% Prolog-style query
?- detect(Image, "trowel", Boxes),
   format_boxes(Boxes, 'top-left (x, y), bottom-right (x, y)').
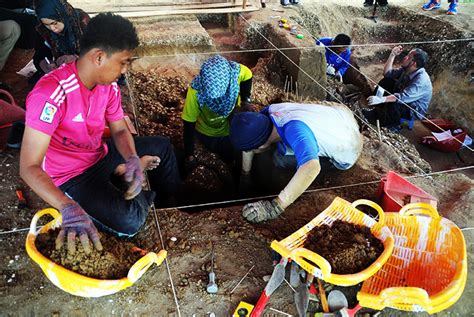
top-left (250, 257), bottom-right (288, 317)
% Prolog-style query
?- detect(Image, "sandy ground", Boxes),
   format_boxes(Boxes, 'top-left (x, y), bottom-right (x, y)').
top-left (0, 1), bottom-right (473, 316)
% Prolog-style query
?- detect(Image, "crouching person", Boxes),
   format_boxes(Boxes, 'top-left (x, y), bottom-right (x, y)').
top-left (229, 103), bottom-right (363, 223)
top-left (20, 13), bottom-right (180, 253)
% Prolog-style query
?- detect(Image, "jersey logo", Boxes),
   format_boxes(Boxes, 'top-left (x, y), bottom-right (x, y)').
top-left (40, 102), bottom-right (57, 124)
top-left (72, 113), bottom-right (84, 122)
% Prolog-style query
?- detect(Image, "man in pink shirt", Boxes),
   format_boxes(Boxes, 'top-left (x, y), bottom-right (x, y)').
top-left (20, 13), bottom-right (180, 254)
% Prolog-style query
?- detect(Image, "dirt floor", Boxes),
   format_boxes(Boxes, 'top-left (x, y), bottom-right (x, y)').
top-left (0, 1), bottom-right (473, 316)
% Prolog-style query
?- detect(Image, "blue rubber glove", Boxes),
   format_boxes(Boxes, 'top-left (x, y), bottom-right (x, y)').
top-left (56, 202), bottom-right (102, 254)
top-left (124, 155), bottom-right (144, 200)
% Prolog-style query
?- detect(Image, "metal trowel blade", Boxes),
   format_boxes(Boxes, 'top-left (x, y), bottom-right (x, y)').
top-left (294, 283), bottom-right (309, 317)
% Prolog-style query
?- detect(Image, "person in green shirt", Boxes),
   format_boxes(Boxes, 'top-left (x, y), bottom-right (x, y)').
top-left (182, 55), bottom-right (253, 167)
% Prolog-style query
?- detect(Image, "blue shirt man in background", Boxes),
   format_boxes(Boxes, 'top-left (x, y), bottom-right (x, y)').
top-left (363, 46), bottom-right (432, 128)
top-left (316, 34), bottom-right (352, 81)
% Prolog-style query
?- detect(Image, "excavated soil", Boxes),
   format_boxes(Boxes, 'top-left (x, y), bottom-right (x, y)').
top-left (305, 220), bottom-right (384, 274)
top-left (35, 229), bottom-right (143, 280)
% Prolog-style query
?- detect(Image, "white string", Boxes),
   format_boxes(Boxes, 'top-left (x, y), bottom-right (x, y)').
top-left (1, 166), bottom-right (472, 236)
top-left (294, 17), bottom-right (473, 152)
top-left (237, 13), bottom-right (432, 177)
top-left (130, 37), bottom-right (474, 59)
top-left (125, 74), bottom-right (182, 317)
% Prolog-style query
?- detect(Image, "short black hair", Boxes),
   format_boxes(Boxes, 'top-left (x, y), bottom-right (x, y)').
top-left (412, 48), bottom-right (428, 68)
top-left (333, 34), bottom-right (351, 46)
top-left (80, 13), bottom-right (139, 56)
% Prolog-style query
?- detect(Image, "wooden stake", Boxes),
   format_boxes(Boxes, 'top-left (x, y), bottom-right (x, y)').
top-left (290, 76), bottom-right (293, 96)
top-left (295, 81), bottom-right (299, 102)
top-left (376, 119), bottom-right (382, 142)
top-left (284, 75), bottom-right (288, 94)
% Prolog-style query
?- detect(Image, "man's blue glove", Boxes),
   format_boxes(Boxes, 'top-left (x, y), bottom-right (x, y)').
top-left (242, 199), bottom-right (284, 223)
top-left (56, 202), bottom-right (103, 254)
top-left (124, 155), bottom-right (144, 200)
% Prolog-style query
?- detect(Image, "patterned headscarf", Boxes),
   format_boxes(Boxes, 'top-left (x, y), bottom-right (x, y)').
top-left (35, 0), bottom-right (84, 56)
top-left (191, 55), bottom-right (240, 117)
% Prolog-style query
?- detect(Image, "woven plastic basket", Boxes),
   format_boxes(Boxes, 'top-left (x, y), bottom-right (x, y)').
top-left (26, 208), bottom-right (167, 297)
top-left (357, 203), bottom-right (467, 313)
top-left (270, 197), bottom-right (395, 286)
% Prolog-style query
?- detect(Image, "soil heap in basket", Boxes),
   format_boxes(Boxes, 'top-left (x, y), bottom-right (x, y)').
top-left (35, 229), bottom-right (143, 279)
top-left (304, 220), bottom-right (384, 275)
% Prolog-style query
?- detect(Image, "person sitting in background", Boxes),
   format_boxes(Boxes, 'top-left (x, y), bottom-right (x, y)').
top-left (32, 0), bottom-right (89, 82)
top-left (316, 34), bottom-right (352, 82)
top-left (422, 0), bottom-right (459, 15)
top-left (182, 55), bottom-right (254, 166)
top-left (229, 102), bottom-right (363, 223)
top-left (363, 46), bottom-right (432, 128)
top-left (0, 20), bottom-right (21, 72)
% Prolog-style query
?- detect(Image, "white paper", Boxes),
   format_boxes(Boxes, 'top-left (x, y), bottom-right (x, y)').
top-left (432, 130), bottom-right (453, 142)
top-left (16, 59), bottom-right (37, 78)
top-left (376, 86), bottom-right (385, 98)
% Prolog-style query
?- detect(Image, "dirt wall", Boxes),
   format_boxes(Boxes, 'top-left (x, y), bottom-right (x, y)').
top-left (233, 11), bottom-right (327, 100)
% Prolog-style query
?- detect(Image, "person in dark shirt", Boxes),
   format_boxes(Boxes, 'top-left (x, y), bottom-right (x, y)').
top-left (32, 0), bottom-right (89, 81)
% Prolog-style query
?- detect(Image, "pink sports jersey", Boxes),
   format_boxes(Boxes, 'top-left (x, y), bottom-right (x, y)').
top-left (25, 62), bottom-right (124, 186)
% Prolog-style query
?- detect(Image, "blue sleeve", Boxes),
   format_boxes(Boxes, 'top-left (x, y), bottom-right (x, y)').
top-left (336, 49), bottom-right (351, 76)
top-left (260, 106), bottom-right (270, 116)
top-left (281, 121), bottom-right (319, 167)
top-left (316, 37), bottom-right (332, 46)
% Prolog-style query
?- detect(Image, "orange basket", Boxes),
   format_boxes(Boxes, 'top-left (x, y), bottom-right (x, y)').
top-left (357, 203), bottom-right (467, 313)
top-left (26, 208), bottom-right (167, 297)
top-left (270, 197), bottom-right (395, 286)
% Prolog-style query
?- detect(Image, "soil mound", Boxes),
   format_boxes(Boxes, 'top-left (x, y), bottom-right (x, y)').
top-left (305, 220), bottom-right (384, 274)
top-left (35, 230), bottom-right (143, 280)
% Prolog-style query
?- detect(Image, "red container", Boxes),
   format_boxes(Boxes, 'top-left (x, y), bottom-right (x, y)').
top-left (377, 171), bottom-right (437, 212)
top-left (0, 89), bottom-right (25, 149)
top-left (422, 118), bottom-right (455, 133)
top-left (420, 129), bottom-right (467, 153)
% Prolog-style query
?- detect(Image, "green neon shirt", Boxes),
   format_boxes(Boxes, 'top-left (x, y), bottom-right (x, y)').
top-left (182, 64), bottom-right (252, 137)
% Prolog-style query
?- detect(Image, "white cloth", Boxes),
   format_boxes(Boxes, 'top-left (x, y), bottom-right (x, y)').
top-left (268, 103), bottom-right (363, 170)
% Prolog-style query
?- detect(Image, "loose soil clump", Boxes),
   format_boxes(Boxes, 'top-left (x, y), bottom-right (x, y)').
top-left (35, 229), bottom-right (143, 280)
top-left (305, 220), bottom-right (384, 274)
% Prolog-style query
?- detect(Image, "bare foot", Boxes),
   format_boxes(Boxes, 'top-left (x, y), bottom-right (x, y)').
top-left (114, 155), bottom-right (161, 175)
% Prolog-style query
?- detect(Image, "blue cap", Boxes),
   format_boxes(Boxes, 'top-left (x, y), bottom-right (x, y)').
top-left (230, 112), bottom-right (272, 151)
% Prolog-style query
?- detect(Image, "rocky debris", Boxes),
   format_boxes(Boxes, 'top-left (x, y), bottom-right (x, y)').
top-left (129, 71), bottom-right (187, 145)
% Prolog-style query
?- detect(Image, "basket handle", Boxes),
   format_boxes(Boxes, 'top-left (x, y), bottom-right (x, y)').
top-left (399, 203), bottom-right (440, 219)
top-left (351, 199), bottom-right (386, 228)
top-left (290, 247), bottom-right (332, 277)
top-left (0, 89), bottom-right (16, 106)
top-left (127, 249), bottom-right (167, 283)
top-left (379, 287), bottom-right (430, 308)
top-left (29, 208), bottom-right (61, 234)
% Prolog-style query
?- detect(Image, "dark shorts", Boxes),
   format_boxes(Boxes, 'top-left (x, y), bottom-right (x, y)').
top-left (365, 77), bottom-right (412, 128)
top-left (195, 131), bottom-right (235, 163)
top-left (59, 136), bottom-right (180, 237)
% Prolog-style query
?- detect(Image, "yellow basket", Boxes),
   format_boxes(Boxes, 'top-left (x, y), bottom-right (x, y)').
top-left (357, 203), bottom-right (467, 313)
top-left (25, 208), bottom-right (167, 297)
top-left (270, 197), bottom-right (395, 286)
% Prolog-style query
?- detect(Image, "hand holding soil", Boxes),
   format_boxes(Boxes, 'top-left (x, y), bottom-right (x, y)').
top-left (37, 229), bottom-right (143, 280)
